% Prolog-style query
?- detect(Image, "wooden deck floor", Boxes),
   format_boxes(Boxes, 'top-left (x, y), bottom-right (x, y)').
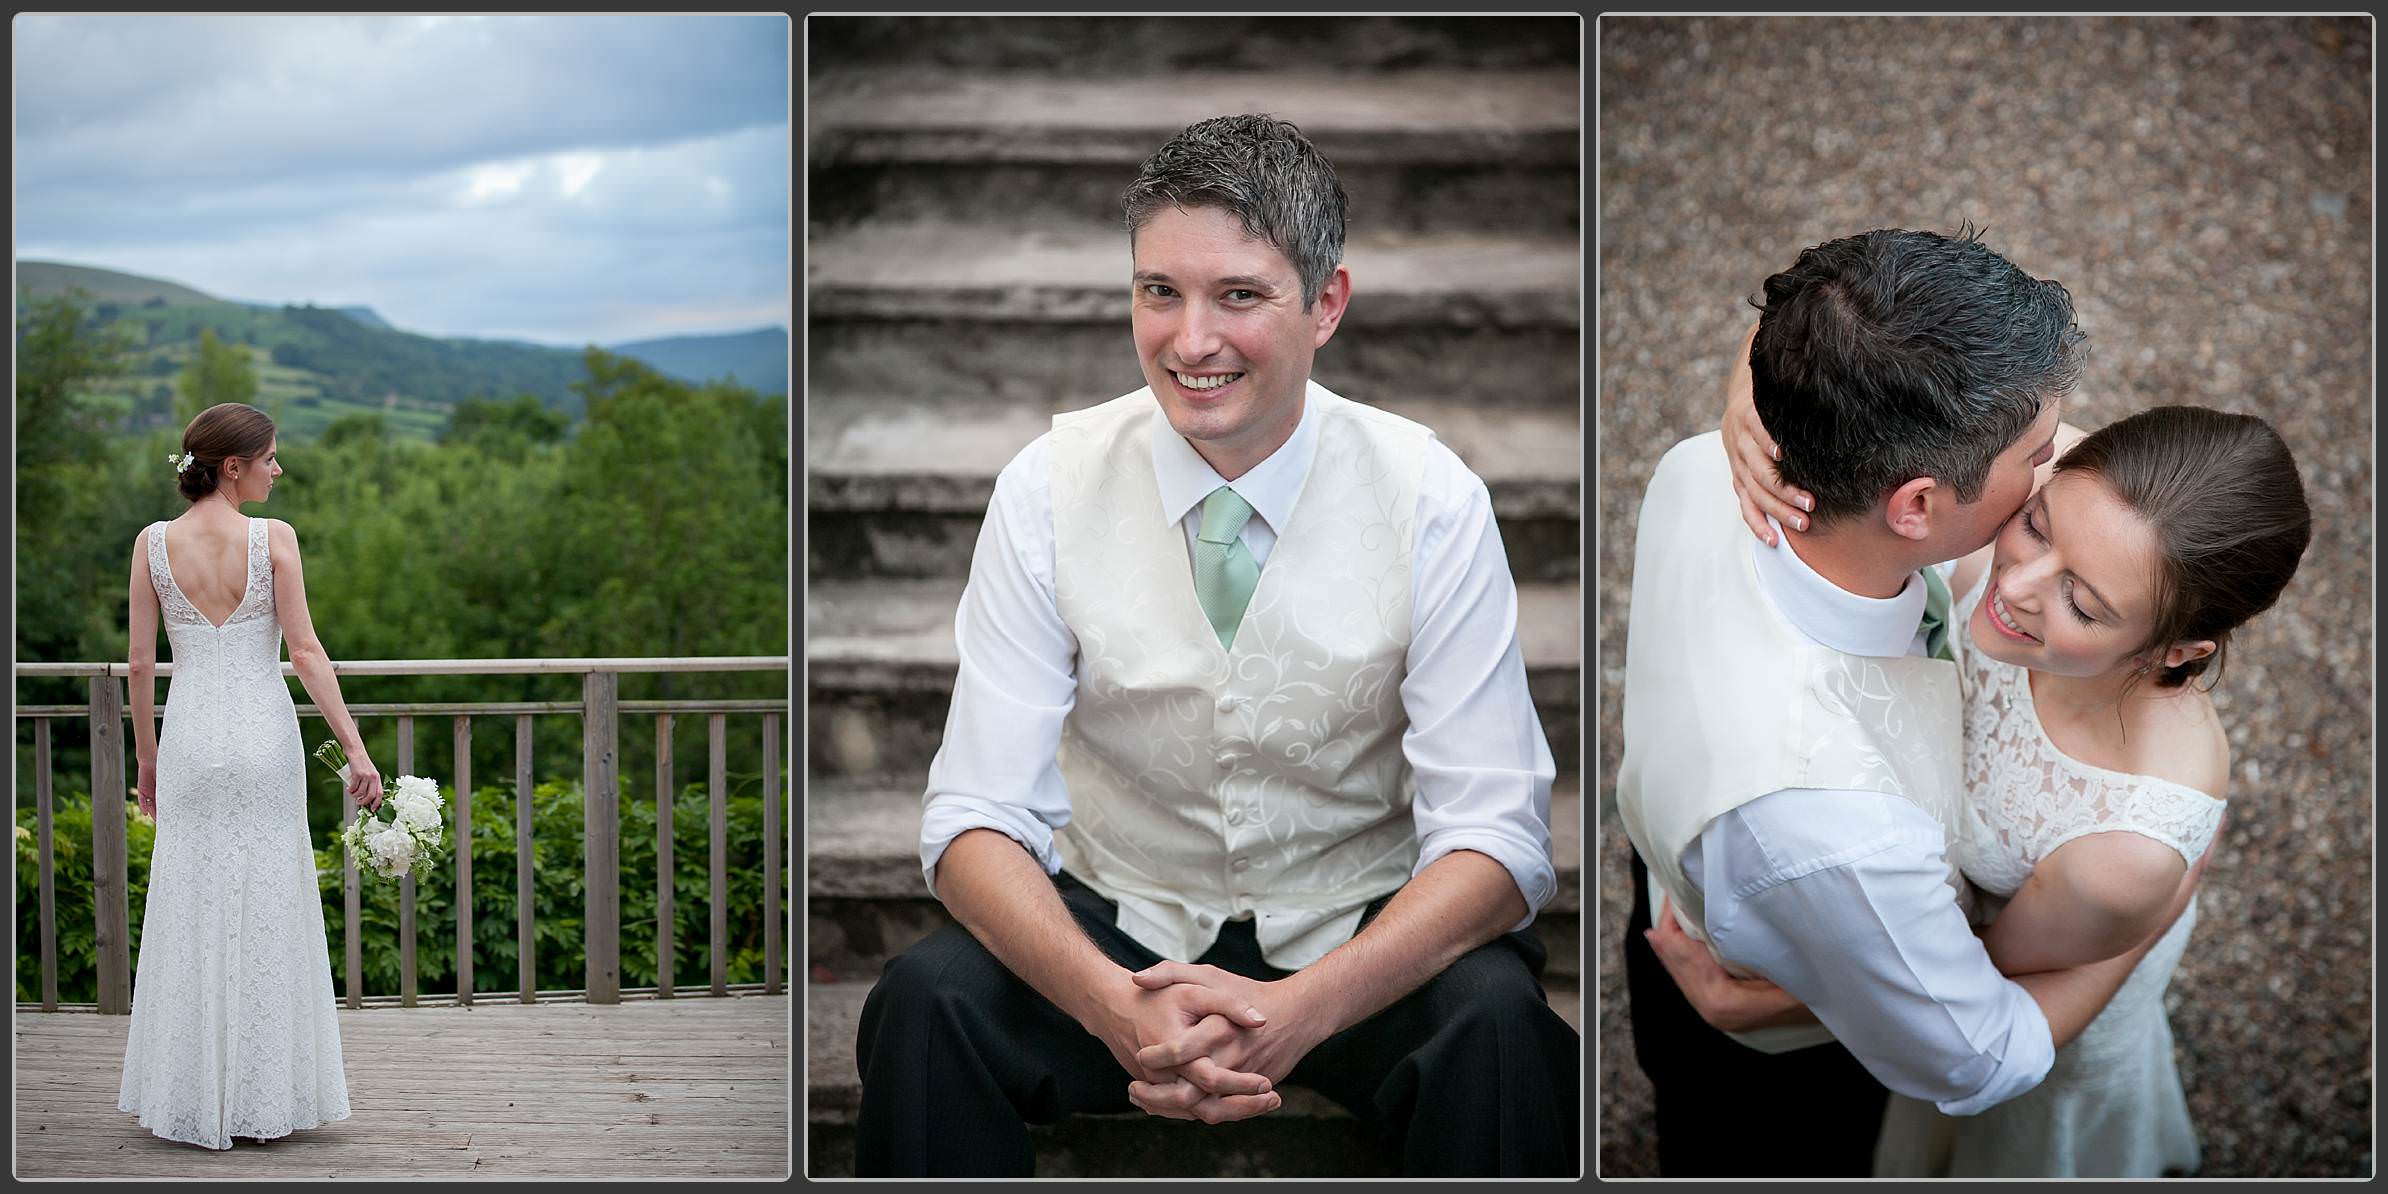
top-left (13, 992), bottom-right (790, 1179)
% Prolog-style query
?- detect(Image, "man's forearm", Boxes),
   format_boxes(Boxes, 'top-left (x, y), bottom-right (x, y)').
top-left (1287, 848), bottom-right (1530, 1034)
top-left (934, 828), bottom-right (1128, 1027)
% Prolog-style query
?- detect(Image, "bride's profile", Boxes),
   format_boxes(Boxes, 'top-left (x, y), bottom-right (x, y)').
top-left (118, 401), bottom-right (384, 1149)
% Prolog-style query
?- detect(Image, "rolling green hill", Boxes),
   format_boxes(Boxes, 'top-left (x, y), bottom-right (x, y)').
top-left (16, 261), bottom-right (232, 309)
top-left (16, 260), bottom-right (787, 442)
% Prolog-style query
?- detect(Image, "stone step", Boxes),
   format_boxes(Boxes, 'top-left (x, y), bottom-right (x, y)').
top-left (804, 974), bottom-right (1582, 1177)
top-left (806, 395), bottom-right (1580, 580)
top-left (803, 778), bottom-right (1582, 984)
top-left (807, 225), bottom-right (1580, 409)
top-left (806, 16), bottom-right (1583, 75)
top-left (804, 576), bottom-right (1581, 779)
top-left (809, 68), bottom-right (1579, 234)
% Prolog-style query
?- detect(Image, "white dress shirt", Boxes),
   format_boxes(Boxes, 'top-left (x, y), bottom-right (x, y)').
top-left (1679, 522), bottom-right (2056, 1116)
top-left (918, 390), bottom-right (1559, 935)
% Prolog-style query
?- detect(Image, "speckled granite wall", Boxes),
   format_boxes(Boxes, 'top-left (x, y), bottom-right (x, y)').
top-left (1595, 15), bottom-right (2372, 1177)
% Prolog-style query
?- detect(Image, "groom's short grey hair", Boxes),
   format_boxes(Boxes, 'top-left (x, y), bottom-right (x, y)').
top-left (1122, 114), bottom-right (1348, 311)
top-left (1748, 225), bottom-right (2087, 526)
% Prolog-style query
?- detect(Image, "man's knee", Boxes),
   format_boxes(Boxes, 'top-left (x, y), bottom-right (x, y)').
top-left (858, 924), bottom-right (1004, 1072)
top-left (1428, 942), bottom-right (1564, 1036)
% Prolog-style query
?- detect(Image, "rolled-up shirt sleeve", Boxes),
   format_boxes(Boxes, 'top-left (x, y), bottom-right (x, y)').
top-left (1691, 789), bottom-right (2056, 1116)
top-left (917, 435), bottom-right (1081, 900)
top-left (1401, 442), bottom-right (1559, 929)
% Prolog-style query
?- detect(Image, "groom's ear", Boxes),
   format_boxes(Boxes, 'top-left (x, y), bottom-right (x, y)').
top-left (1883, 476), bottom-right (1938, 542)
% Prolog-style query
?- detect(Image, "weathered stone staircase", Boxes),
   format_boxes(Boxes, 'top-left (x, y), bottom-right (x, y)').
top-left (804, 16), bottom-right (1581, 1176)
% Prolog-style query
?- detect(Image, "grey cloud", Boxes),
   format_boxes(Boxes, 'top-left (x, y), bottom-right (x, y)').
top-left (14, 15), bottom-right (789, 347)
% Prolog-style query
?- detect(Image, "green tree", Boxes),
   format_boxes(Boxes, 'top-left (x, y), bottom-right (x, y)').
top-left (175, 327), bottom-right (257, 424)
top-left (441, 392), bottom-right (571, 458)
top-left (537, 350), bottom-right (787, 687)
top-left (15, 291), bottom-right (135, 684)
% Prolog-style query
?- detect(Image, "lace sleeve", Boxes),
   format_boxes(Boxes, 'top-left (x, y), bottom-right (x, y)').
top-left (148, 522), bottom-right (198, 625)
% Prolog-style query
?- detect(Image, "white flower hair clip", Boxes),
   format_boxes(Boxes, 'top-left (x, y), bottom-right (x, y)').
top-left (168, 452), bottom-right (195, 474)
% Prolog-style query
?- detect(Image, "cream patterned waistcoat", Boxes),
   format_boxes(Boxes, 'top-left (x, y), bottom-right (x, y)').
top-left (1048, 383), bottom-right (1429, 971)
top-left (1616, 432), bottom-right (1967, 1053)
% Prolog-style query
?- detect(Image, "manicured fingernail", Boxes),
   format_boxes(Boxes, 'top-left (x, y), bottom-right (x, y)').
top-left (1799, 495), bottom-right (1812, 511)
top-left (1793, 516), bottom-right (1805, 531)
top-left (1247, 1008), bottom-right (1266, 1022)
top-left (1771, 446), bottom-right (1781, 461)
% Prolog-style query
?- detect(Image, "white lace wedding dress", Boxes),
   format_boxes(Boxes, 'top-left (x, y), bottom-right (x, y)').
top-left (119, 517), bottom-right (352, 1149)
top-left (1873, 569), bottom-right (2226, 1177)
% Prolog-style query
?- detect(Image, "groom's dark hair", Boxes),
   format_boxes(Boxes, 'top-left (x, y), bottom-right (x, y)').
top-left (1748, 225), bottom-right (2086, 526)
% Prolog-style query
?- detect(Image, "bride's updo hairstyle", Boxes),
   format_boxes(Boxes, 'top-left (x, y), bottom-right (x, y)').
top-left (176, 403), bottom-right (276, 503)
top-left (2052, 405), bottom-right (2311, 694)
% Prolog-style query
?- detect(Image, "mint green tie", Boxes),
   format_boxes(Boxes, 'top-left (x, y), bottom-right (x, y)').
top-left (1193, 486), bottom-right (1261, 650)
top-left (1920, 566), bottom-right (1955, 662)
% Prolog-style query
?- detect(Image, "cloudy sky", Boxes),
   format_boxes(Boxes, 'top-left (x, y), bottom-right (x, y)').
top-left (14, 14), bottom-right (788, 347)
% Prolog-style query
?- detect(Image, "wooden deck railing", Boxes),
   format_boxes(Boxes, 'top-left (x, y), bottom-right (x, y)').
top-left (15, 657), bottom-right (788, 1014)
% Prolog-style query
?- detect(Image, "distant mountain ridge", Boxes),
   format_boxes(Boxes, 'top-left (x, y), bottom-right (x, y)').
top-left (16, 260), bottom-right (788, 420)
top-left (605, 327), bottom-right (788, 397)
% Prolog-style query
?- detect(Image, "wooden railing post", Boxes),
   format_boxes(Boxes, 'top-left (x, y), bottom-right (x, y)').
top-left (709, 712), bottom-right (728, 998)
top-left (656, 713), bottom-right (675, 999)
top-left (344, 736), bottom-right (361, 1009)
top-left (516, 714), bottom-right (535, 1004)
top-left (399, 716), bottom-right (416, 1008)
top-left (14, 656), bottom-right (790, 1013)
top-left (583, 671), bottom-right (620, 1005)
top-left (37, 719), bottom-right (59, 1011)
top-left (454, 715), bottom-right (473, 1007)
top-left (763, 712), bottom-right (781, 996)
top-left (89, 677), bottom-right (130, 1016)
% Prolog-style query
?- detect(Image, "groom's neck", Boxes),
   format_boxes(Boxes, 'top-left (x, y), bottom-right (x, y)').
top-left (1782, 524), bottom-right (1924, 601)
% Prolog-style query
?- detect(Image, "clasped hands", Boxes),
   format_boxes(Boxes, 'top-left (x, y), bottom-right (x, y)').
top-left (1091, 961), bottom-right (1333, 1125)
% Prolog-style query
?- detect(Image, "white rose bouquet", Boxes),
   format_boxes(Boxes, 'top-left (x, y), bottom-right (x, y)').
top-left (315, 741), bottom-right (447, 881)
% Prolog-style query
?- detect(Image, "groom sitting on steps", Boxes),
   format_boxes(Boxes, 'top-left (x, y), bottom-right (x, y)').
top-left (1616, 226), bottom-right (2208, 1176)
top-left (850, 114), bottom-right (1578, 1177)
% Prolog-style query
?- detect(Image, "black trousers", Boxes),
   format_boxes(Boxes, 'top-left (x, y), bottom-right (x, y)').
top-left (855, 870), bottom-right (1581, 1176)
top-left (1623, 848), bottom-right (1888, 1176)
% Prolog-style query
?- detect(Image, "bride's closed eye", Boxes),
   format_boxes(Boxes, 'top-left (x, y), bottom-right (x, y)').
top-left (2018, 507), bottom-right (2097, 625)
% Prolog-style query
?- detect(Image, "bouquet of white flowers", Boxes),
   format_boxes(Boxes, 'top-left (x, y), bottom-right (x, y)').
top-left (315, 741), bottom-right (447, 881)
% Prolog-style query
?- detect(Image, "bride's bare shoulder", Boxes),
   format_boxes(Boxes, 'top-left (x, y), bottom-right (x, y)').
top-left (264, 518), bottom-right (304, 557)
top-left (2124, 684), bottom-right (2230, 800)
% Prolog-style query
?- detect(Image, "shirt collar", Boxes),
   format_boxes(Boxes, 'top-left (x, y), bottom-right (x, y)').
top-left (1749, 517), bottom-right (1931, 657)
top-left (1149, 381), bottom-right (1319, 534)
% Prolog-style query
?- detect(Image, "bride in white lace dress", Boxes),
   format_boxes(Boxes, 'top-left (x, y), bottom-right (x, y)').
top-left (120, 402), bottom-right (386, 1150)
top-left (1700, 392), bottom-right (2312, 1176)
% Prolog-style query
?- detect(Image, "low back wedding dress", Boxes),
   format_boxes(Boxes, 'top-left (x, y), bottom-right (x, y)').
top-left (1872, 568), bottom-right (2227, 1177)
top-left (118, 516), bottom-right (352, 1149)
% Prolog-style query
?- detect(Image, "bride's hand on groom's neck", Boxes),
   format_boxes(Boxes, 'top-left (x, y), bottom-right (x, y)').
top-left (1720, 321), bottom-right (1815, 546)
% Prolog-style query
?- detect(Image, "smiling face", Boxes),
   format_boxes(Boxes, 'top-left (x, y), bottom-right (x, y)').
top-left (1130, 203), bottom-right (1349, 479)
top-left (1968, 469), bottom-right (2167, 676)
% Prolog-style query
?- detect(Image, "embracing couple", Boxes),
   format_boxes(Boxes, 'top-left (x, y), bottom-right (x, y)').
top-left (1616, 226), bottom-right (2312, 1178)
